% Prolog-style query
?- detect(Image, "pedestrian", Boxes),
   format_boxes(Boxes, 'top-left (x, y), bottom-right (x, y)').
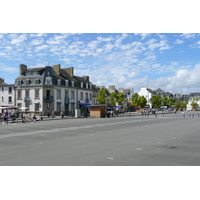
top-left (33, 115), bottom-right (36, 123)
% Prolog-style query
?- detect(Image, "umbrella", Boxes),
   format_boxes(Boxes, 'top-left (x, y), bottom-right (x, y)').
top-left (19, 107), bottom-right (28, 110)
top-left (0, 106), bottom-right (11, 109)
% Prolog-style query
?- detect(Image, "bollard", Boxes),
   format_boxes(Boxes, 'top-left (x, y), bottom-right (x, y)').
top-left (155, 114), bottom-right (157, 118)
top-left (192, 114), bottom-right (194, 118)
top-left (163, 113), bottom-right (164, 117)
top-left (189, 114), bottom-right (191, 118)
top-left (198, 114), bottom-right (199, 118)
top-left (183, 114), bottom-right (185, 118)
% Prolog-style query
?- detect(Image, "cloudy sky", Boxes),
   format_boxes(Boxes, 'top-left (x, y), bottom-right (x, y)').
top-left (1, 33), bottom-right (200, 94)
top-left (1, 1), bottom-right (200, 95)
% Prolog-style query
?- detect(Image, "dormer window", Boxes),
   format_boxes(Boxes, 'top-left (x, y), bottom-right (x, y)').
top-left (26, 79), bottom-right (30, 85)
top-left (45, 76), bottom-right (52, 85)
top-left (57, 79), bottom-right (61, 85)
top-left (35, 79), bottom-right (40, 84)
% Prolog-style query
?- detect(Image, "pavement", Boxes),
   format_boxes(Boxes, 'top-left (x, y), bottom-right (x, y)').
top-left (0, 110), bottom-right (188, 124)
top-left (1, 110), bottom-right (200, 166)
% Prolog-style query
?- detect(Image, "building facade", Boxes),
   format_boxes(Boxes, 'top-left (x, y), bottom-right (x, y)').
top-left (0, 78), bottom-right (15, 113)
top-left (14, 64), bottom-right (94, 116)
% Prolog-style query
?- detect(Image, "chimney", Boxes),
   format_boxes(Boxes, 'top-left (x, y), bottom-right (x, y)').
top-left (63, 67), bottom-right (74, 77)
top-left (20, 64), bottom-right (27, 75)
top-left (0, 78), bottom-right (4, 84)
top-left (83, 75), bottom-right (90, 81)
top-left (53, 64), bottom-right (61, 75)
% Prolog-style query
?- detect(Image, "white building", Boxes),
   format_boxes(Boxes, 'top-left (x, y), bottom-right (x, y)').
top-left (187, 97), bottom-right (200, 111)
top-left (0, 78), bottom-right (15, 113)
top-left (15, 64), bottom-right (94, 116)
top-left (138, 87), bottom-right (157, 108)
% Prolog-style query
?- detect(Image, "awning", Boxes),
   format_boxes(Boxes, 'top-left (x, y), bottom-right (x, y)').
top-left (80, 103), bottom-right (91, 108)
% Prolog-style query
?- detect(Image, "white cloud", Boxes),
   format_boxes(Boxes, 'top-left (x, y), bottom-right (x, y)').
top-left (35, 44), bottom-right (49, 52)
top-left (134, 33), bottom-right (151, 40)
top-left (180, 33), bottom-right (195, 39)
top-left (30, 39), bottom-right (43, 46)
top-left (150, 64), bottom-right (200, 93)
top-left (147, 39), bottom-right (171, 51)
top-left (114, 33), bottom-right (128, 48)
top-left (174, 39), bottom-right (184, 44)
top-left (97, 36), bottom-right (113, 42)
top-left (10, 34), bottom-right (27, 45)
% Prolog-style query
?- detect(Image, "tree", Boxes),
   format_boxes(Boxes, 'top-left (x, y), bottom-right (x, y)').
top-left (168, 97), bottom-right (175, 108)
top-left (138, 96), bottom-right (147, 109)
top-left (110, 92), bottom-right (117, 106)
top-left (191, 102), bottom-right (199, 110)
top-left (162, 97), bottom-right (168, 106)
top-left (116, 92), bottom-right (125, 106)
top-left (131, 93), bottom-right (140, 107)
top-left (96, 87), bottom-right (108, 104)
top-left (150, 95), bottom-right (162, 109)
top-left (175, 100), bottom-right (187, 110)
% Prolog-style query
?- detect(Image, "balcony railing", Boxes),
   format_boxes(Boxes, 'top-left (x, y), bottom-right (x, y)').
top-left (44, 96), bottom-right (54, 100)
top-left (24, 97), bottom-right (30, 102)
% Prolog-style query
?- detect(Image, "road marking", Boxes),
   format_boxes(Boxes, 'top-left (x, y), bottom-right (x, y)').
top-left (136, 148), bottom-right (142, 150)
top-left (107, 157), bottom-right (114, 160)
top-left (0, 118), bottom-right (157, 139)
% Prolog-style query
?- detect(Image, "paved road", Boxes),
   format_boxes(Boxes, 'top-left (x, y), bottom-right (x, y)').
top-left (0, 111), bottom-right (200, 165)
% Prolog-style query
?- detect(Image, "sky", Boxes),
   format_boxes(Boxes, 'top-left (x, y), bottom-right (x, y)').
top-left (1, 33), bottom-right (200, 94)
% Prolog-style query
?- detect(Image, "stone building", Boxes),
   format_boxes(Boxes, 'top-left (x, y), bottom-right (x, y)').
top-left (14, 64), bottom-right (94, 116)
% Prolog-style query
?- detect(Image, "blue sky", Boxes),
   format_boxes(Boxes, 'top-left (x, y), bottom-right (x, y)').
top-left (1, 33), bottom-right (200, 94)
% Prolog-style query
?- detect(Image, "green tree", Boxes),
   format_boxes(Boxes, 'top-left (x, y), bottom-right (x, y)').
top-left (175, 100), bottom-right (187, 109)
top-left (168, 97), bottom-right (175, 108)
top-left (150, 95), bottom-right (162, 109)
top-left (116, 92), bottom-right (125, 106)
top-left (190, 102), bottom-right (199, 109)
top-left (96, 87), bottom-right (108, 104)
top-left (138, 96), bottom-right (147, 109)
top-left (110, 92), bottom-right (117, 106)
top-left (131, 93), bottom-right (140, 107)
top-left (162, 97), bottom-right (168, 106)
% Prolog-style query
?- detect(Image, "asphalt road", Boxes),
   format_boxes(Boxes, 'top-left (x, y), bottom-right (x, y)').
top-left (0, 111), bottom-right (200, 166)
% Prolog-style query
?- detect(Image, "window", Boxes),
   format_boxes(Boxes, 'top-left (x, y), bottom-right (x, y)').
top-left (65, 90), bottom-right (69, 97)
top-left (26, 80), bottom-right (30, 85)
top-left (9, 87), bottom-right (12, 93)
top-left (17, 90), bottom-right (22, 100)
top-left (57, 103), bottom-right (61, 112)
top-left (2, 97), bottom-right (4, 102)
top-left (25, 90), bottom-right (29, 97)
top-left (8, 97), bottom-right (12, 103)
top-left (81, 92), bottom-right (83, 100)
top-left (18, 81), bottom-right (21, 86)
top-left (71, 91), bottom-right (75, 100)
top-left (25, 102), bottom-right (29, 110)
top-left (46, 103), bottom-right (51, 111)
top-left (57, 89), bottom-right (61, 99)
top-left (90, 93), bottom-right (92, 100)
top-left (2, 87), bottom-right (4, 92)
top-left (35, 90), bottom-right (40, 99)
top-left (35, 103), bottom-right (40, 111)
top-left (35, 79), bottom-right (40, 84)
